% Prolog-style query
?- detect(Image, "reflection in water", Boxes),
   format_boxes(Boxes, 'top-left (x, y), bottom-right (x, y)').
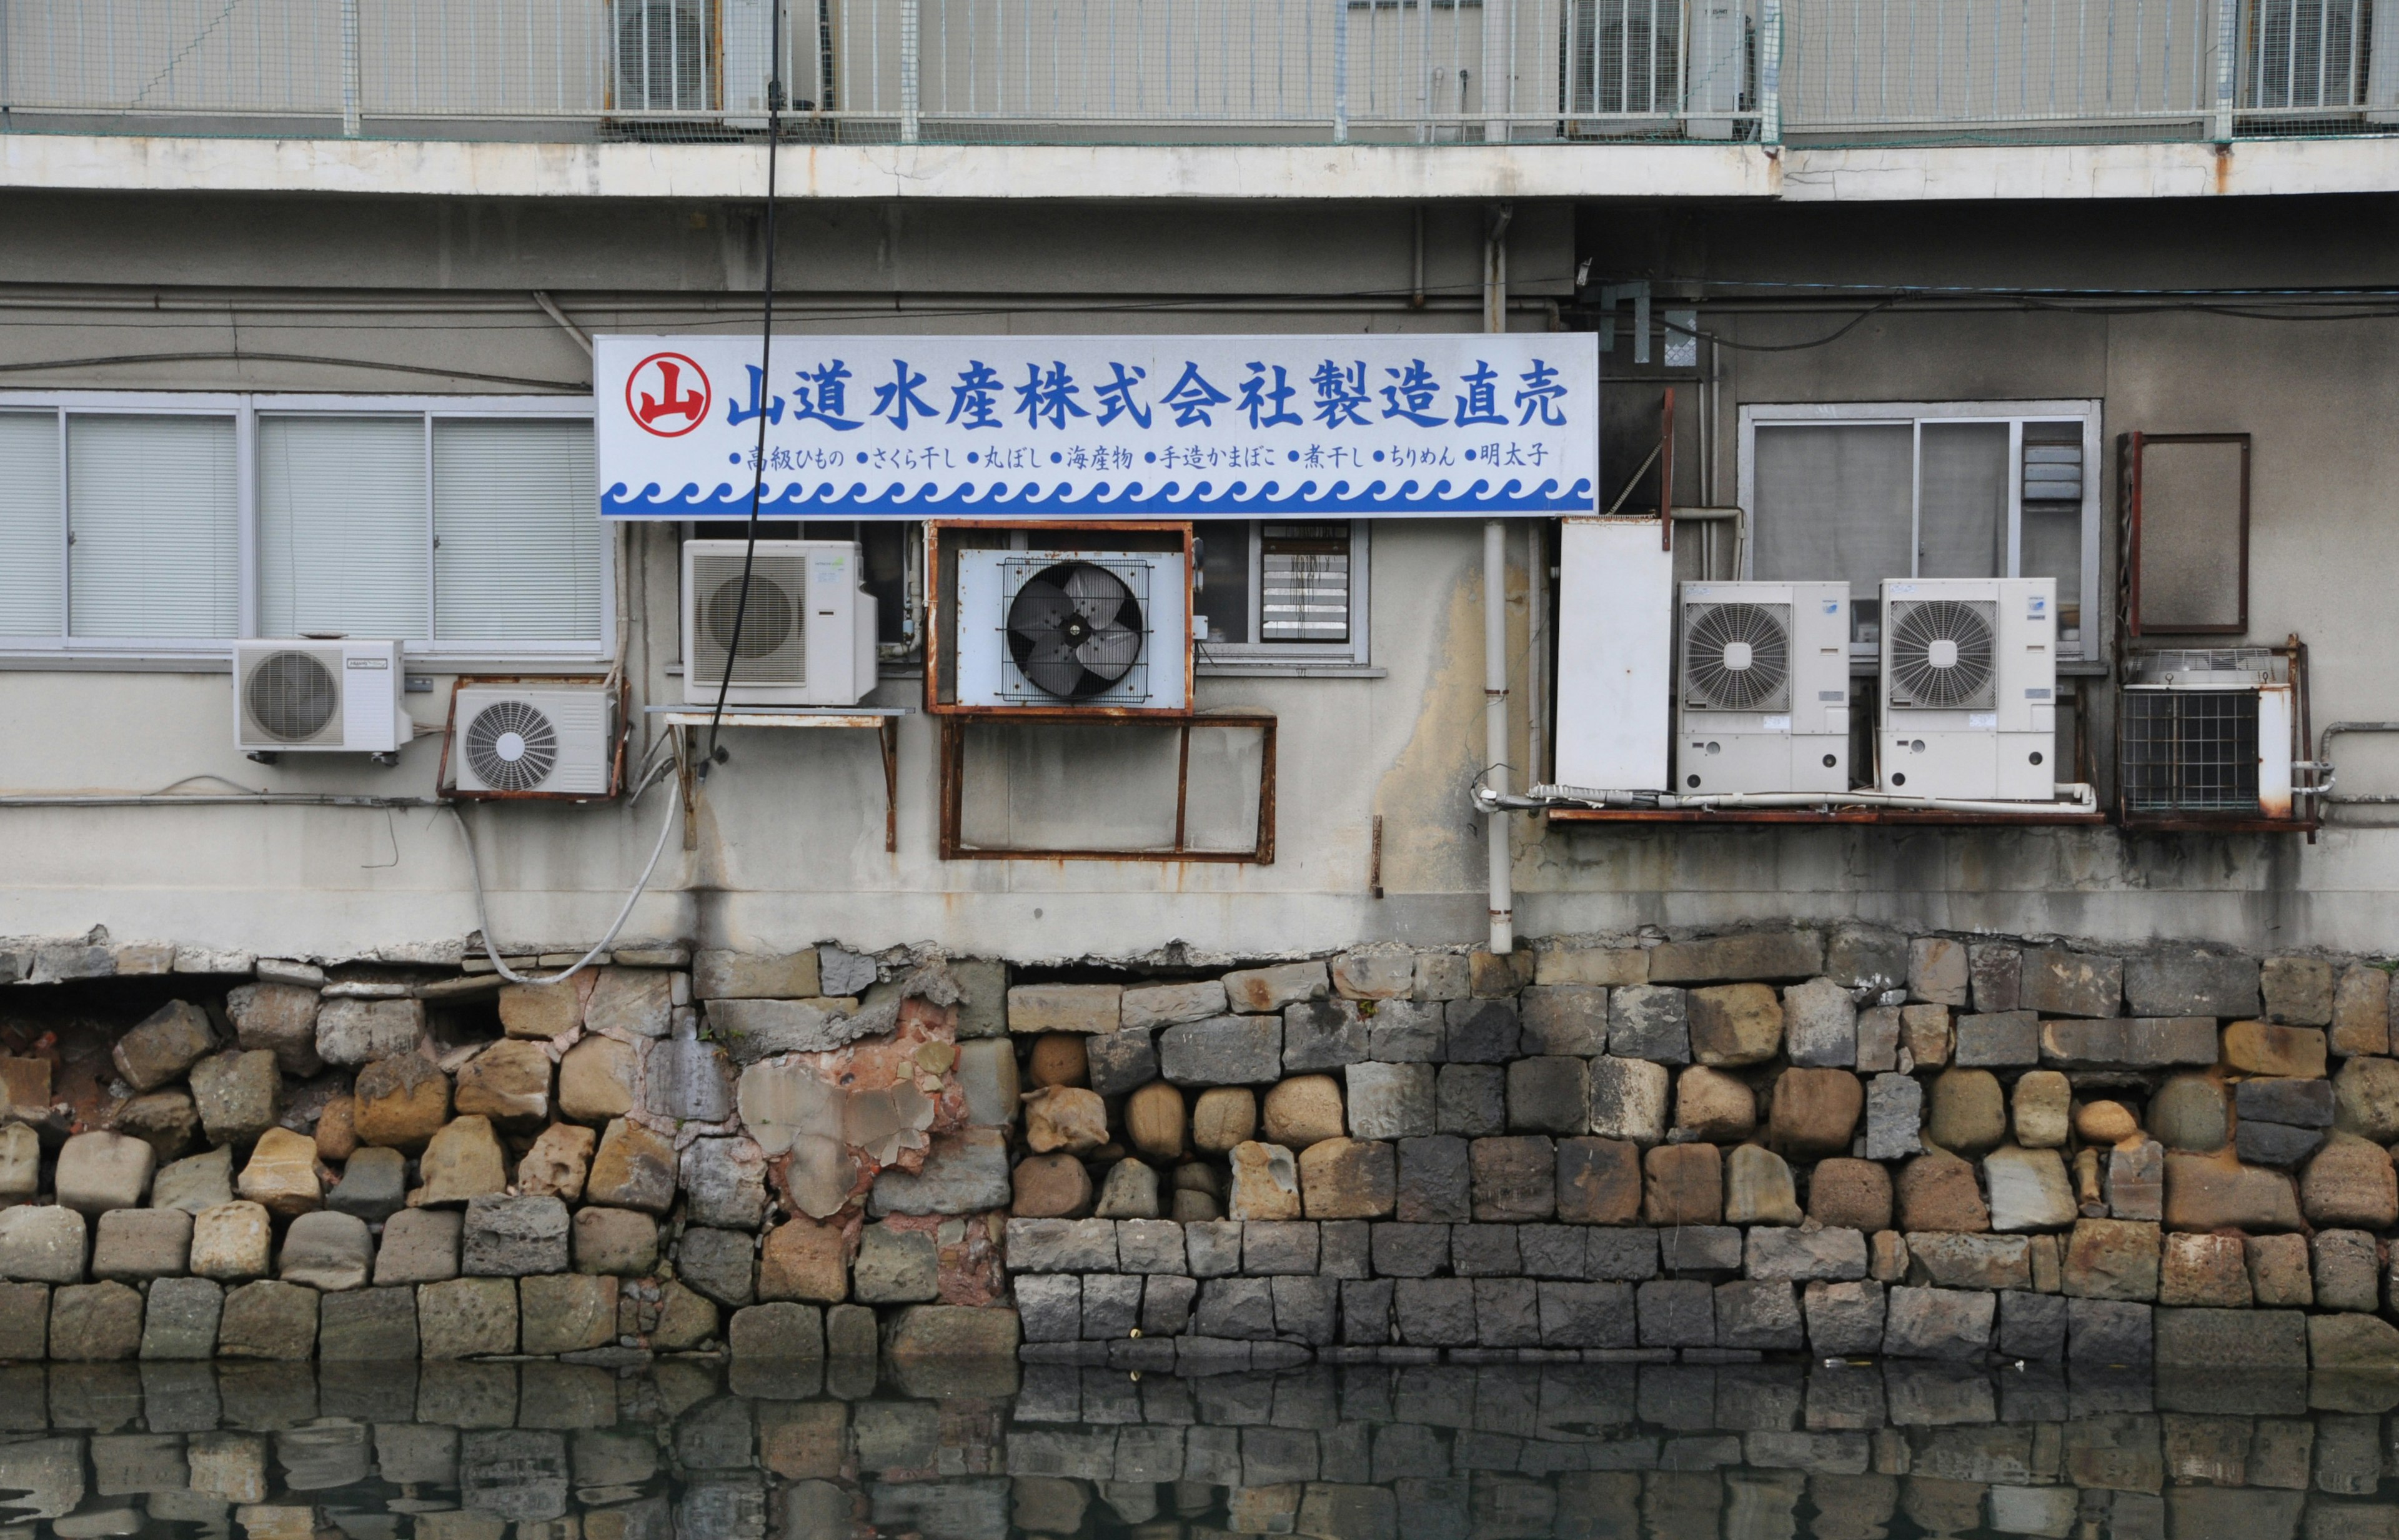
top-left (0, 1358), bottom-right (2390, 1539)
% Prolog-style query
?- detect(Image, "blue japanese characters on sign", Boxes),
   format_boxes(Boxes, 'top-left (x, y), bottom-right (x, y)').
top-left (596, 335), bottom-right (1599, 519)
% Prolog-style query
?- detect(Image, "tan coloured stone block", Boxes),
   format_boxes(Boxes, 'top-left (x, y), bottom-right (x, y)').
top-left (499, 981), bottom-right (583, 1040)
top-left (517, 1124), bottom-right (597, 1203)
top-left (557, 1035), bottom-right (638, 1124)
top-left (760, 1218), bottom-right (849, 1303)
top-left (1261, 1075), bottom-right (1346, 1149)
top-left (191, 1201), bottom-right (273, 1282)
top-left (2331, 965), bottom-right (2391, 1058)
top-left (1007, 984), bottom-right (1121, 1035)
top-left (1228, 1140), bottom-right (1301, 1221)
top-left (1125, 1081), bottom-right (1186, 1161)
top-left (419, 1116), bottom-right (508, 1206)
top-left (352, 1053), bottom-right (451, 1152)
top-left (1192, 1087), bottom-right (1258, 1153)
top-left (452, 1040), bottom-right (553, 1130)
top-left (1642, 1142), bottom-right (1721, 1226)
top-left (2159, 1231), bottom-right (2251, 1307)
top-left (2222, 1021), bottom-right (2328, 1079)
top-left (1298, 1137), bottom-right (1395, 1219)
top-left (585, 1118), bottom-right (678, 1214)
top-left (235, 1128), bottom-right (321, 1218)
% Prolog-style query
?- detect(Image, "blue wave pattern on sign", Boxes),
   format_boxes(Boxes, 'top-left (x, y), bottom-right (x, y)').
top-left (600, 475), bottom-right (1595, 518)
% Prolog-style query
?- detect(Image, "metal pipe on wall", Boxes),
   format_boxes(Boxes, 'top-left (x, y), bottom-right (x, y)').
top-left (1483, 201), bottom-right (1516, 955)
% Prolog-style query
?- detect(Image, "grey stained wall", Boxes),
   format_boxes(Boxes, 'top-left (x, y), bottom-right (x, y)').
top-left (2, 190), bottom-right (2398, 960)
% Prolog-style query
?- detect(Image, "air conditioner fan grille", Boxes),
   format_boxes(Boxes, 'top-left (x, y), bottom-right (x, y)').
top-left (1683, 602), bottom-right (1792, 711)
top-left (1006, 560), bottom-right (1146, 700)
top-left (1888, 599), bottom-right (1998, 710)
top-left (244, 650), bottom-right (340, 743)
top-left (465, 699), bottom-right (561, 792)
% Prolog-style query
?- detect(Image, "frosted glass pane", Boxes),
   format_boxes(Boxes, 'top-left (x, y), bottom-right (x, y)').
top-left (1752, 422), bottom-right (1913, 642)
top-left (433, 419), bottom-right (600, 643)
top-left (0, 413), bottom-right (63, 638)
top-left (259, 415), bottom-right (430, 640)
top-left (68, 415), bottom-right (238, 639)
top-left (1918, 422), bottom-right (2008, 578)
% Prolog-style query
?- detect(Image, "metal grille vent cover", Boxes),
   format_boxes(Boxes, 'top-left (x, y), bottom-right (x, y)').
top-left (464, 699), bottom-right (562, 792)
top-left (1682, 601), bottom-right (1792, 712)
top-left (1005, 560), bottom-right (1147, 700)
top-left (688, 550), bottom-right (808, 688)
top-left (1887, 599), bottom-right (1999, 710)
top-left (243, 649), bottom-right (342, 743)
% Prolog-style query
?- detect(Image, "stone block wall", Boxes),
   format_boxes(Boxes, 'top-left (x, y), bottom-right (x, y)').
top-left (0, 931), bottom-right (1017, 1362)
top-left (996, 929), bottom-right (2399, 1371)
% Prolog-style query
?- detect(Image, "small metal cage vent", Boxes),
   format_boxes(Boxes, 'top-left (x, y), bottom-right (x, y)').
top-left (2121, 647), bottom-right (2278, 815)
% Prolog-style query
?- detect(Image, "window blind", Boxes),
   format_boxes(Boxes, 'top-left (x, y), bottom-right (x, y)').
top-left (432, 419), bottom-right (600, 643)
top-left (1752, 422), bottom-right (1912, 639)
top-left (259, 415), bottom-right (430, 640)
top-left (0, 412), bottom-right (62, 638)
top-left (67, 414), bottom-right (239, 639)
top-left (1261, 524), bottom-right (1352, 643)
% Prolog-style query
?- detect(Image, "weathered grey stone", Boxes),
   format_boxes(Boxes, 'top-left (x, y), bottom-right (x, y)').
top-left (1005, 1217), bottom-right (1117, 1273)
top-left (2124, 950), bottom-right (2260, 1018)
top-left (140, 1276), bottom-right (223, 1360)
top-left (1784, 978), bottom-right (1858, 1067)
top-left (2237, 1121), bottom-right (2328, 1169)
top-left (1538, 1281), bottom-right (1636, 1348)
top-left (1803, 1279), bottom-right (1886, 1356)
top-left (112, 1001), bottom-right (217, 1093)
top-left (870, 1128), bottom-right (1012, 1216)
top-left (1725, 1143), bottom-right (1802, 1225)
top-left (1224, 962), bottom-right (1329, 1015)
top-left (2152, 1307), bottom-right (2308, 1368)
top-left (0, 1205), bottom-right (87, 1283)
top-left (1908, 1232), bottom-right (2033, 1290)
top-left (280, 1211), bottom-right (373, 1291)
top-left (54, 1132), bottom-right (155, 1215)
top-left (1394, 1278), bottom-right (1478, 1347)
top-left (1969, 945), bottom-right (2022, 1013)
top-left (1085, 1027), bottom-right (1158, 1096)
top-left (677, 1227), bottom-right (757, 1309)
top-left (1909, 938), bottom-right (1970, 1007)
top-left (2314, 1230), bottom-right (2382, 1313)
top-left (1587, 1055), bottom-right (1670, 1148)
top-left (1637, 1278), bottom-right (1716, 1347)
top-left (1998, 1289), bottom-right (2070, 1361)
top-left (1716, 1280), bottom-right (1804, 1349)
top-left (1159, 1016), bottom-right (1283, 1086)
top-left (2020, 949), bottom-right (2122, 1019)
top-left (2150, 1075), bottom-right (2230, 1153)
top-left (1184, 1220), bottom-right (1242, 1278)
top-left (1657, 1224), bottom-right (1743, 1273)
top-left (1093, 1158), bottom-right (1161, 1220)
top-left (148, 1147), bottom-right (233, 1216)
top-left (2066, 1298), bottom-right (2152, 1364)
top-left (1364, 1000), bottom-right (1444, 1062)
top-left (1443, 1000), bottom-right (1521, 1064)
top-left (1985, 1147), bottom-right (2077, 1232)
top-left (1282, 1001), bottom-right (1368, 1075)
top-left (1519, 986), bottom-right (1609, 1056)
top-left (583, 967), bottom-right (673, 1038)
top-left (680, 1137), bottom-right (770, 1231)
top-left (49, 1280), bottom-right (144, 1361)
top-left (694, 949), bottom-right (820, 1000)
top-left (852, 1226), bottom-right (939, 1304)
top-left (1864, 1073), bottom-right (1924, 1161)
top-left (1607, 985), bottom-right (1691, 1064)
top-left (1448, 1221), bottom-right (1518, 1276)
top-left (1953, 1012), bottom-right (2039, 1068)
top-left (1435, 1063), bottom-right (1505, 1135)
top-left (1647, 931), bottom-right (1824, 985)
top-left (1391, 1135), bottom-right (1469, 1226)
top-left (1587, 1229), bottom-right (1659, 1281)
top-left (187, 1051), bottom-right (281, 1147)
top-left (462, 1195), bottom-right (570, 1277)
top-left (1855, 1005), bottom-right (1902, 1073)
top-left (318, 1286), bottom-right (420, 1361)
top-left (1121, 980), bottom-right (1229, 1031)
top-left (416, 1276), bottom-right (519, 1358)
top-left (2260, 956), bottom-right (2335, 1026)
top-left (374, 1208), bottom-right (462, 1286)
top-left (1746, 1226), bottom-right (1868, 1281)
top-left (2039, 1017), bottom-right (2218, 1069)
top-left (316, 997), bottom-right (425, 1068)
top-left (1881, 1287), bottom-right (1994, 1359)
top-left (2237, 1076), bottom-right (2336, 1127)
top-left (1825, 925), bottom-right (1908, 993)
top-left (707, 999), bottom-right (880, 1061)
top-left (1014, 1276), bottom-right (1080, 1342)
top-left (216, 1279), bottom-right (319, 1360)
top-left (89, 1208), bottom-right (190, 1283)
top-left (1274, 1274), bottom-right (1339, 1344)
top-left (1197, 1277), bottom-right (1278, 1340)
top-left (1344, 1062), bottom-right (1434, 1140)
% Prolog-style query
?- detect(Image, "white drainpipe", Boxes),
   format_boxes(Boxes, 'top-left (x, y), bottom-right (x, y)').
top-left (1483, 201), bottom-right (1516, 955)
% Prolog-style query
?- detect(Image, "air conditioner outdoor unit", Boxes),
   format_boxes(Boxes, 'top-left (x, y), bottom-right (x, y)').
top-left (2119, 648), bottom-right (2295, 819)
top-left (681, 540), bottom-right (878, 707)
top-left (614, 0), bottom-right (714, 114)
top-left (1877, 577), bottom-right (2057, 800)
top-left (953, 546), bottom-right (1191, 713)
top-left (1676, 580), bottom-right (1850, 793)
top-left (232, 640), bottom-right (408, 759)
top-left (449, 682), bottom-right (620, 798)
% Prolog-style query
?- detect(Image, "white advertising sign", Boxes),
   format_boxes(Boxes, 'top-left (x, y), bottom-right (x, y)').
top-left (595, 334), bottom-right (1597, 520)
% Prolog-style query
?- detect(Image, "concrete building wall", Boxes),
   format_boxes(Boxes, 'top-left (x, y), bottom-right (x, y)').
top-left (5, 190), bottom-right (2399, 961)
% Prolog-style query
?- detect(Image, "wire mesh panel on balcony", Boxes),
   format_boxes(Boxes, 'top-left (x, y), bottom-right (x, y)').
top-left (0, 0), bottom-right (2393, 145)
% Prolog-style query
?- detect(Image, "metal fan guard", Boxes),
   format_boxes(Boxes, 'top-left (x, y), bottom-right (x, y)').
top-left (1889, 599), bottom-right (1997, 709)
top-left (245, 650), bottom-right (340, 742)
top-left (1006, 560), bottom-right (1146, 700)
top-left (703, 575), bottom-right (798, 660)
top-left (1682, 602), bottom-right (1791, 712)
top-left (465, 700), bottom-right (560, 792)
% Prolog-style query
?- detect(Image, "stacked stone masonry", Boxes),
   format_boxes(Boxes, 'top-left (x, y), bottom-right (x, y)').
top-left (12, 923), bottom-right (2399, 1368)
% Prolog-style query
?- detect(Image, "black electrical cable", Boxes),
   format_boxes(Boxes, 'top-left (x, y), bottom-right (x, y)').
top-left (702, 7), bottom-right (786, 776)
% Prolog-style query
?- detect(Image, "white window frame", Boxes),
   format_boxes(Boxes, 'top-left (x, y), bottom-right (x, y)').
top-left (1736, 399), bottom-right (2103, 662)
top-left (1192, 519), bottom-right (1374, 675)
top-left (0, 390), bottom-right (607, 668)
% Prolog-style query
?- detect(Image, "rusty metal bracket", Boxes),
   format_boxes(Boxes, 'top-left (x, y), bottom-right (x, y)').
top-left (936, 709), bottom-right (1276, 863)
top-left (647, 707), bottom-right (909, 854)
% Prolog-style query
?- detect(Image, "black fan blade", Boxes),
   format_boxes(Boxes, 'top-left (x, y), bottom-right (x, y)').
top-left (1018, 636), bottom-right (1090, 697)
top-left (1008, 577), bottom-right (1080, 635)
top-left (1074, 620), bottom-right (1142, 680)
top-left (1062, 562), bottom-right (1130, 630)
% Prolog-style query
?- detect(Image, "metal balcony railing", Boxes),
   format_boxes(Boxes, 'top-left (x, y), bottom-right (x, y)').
top-left (0, 0), bottom-right (2390, 147)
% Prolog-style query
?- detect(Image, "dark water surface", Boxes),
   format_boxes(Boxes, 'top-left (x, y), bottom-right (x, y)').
top-left (0, 1356), bottom-right (2391, 1539)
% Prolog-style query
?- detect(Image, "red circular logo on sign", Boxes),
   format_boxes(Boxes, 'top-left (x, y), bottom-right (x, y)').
top-left (626, 352), bottom-right (712, 437)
